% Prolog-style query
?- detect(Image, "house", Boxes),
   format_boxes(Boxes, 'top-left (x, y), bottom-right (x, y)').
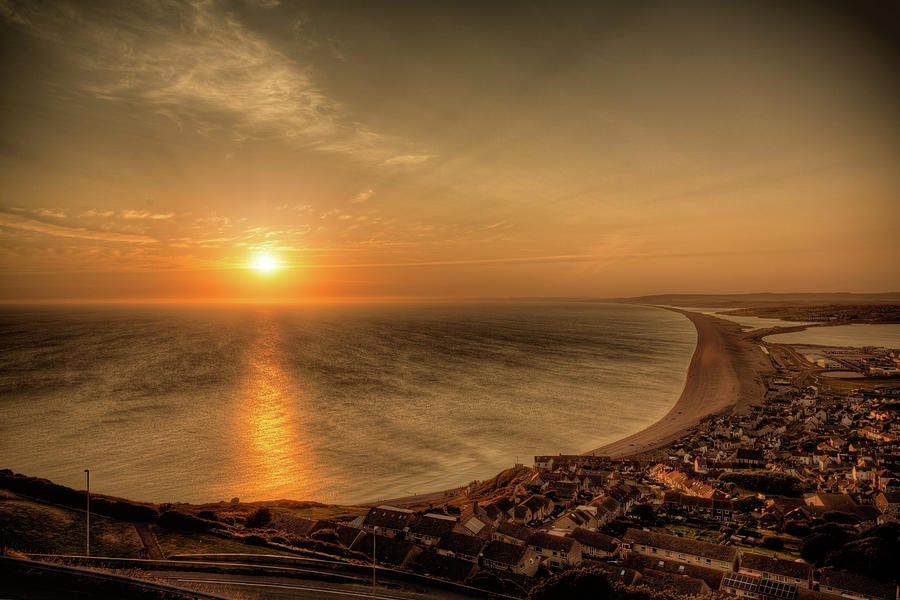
top-left (350, 532), bottom-right (421, 567)
top-left (492, 521), bottom-right (532, 546)
top-left (623, 554), bottom-right (726, 590)
top-left (735, 449), bottom-right (766, 466)
top-left (623, 528), bottom-right (739, 571)
top-left (527, 531), bottom-right (582, 569)
top-left (481, 497), bottom-right (514, 523)
top-left (874, 491), bottom-right (900, 516)
top-left (362, 505), bottom-right (416, 538)
top-left (583, 560), bottom-right (641, 586)
top-left (643, 569), bottom-right (710, 595)
top-left (407, 513), bottom-right (459, 546)
top-left (435, 532), bottom-right (486, 562)
top-left (567, 528), bottom-right (619, 559)
top-left (721, 572), bottom-right (797, 600)
top-left (409, 550), bottom-right (479, 582)
top-left (664, 492), bottom-right (735, 521)
top-left (739, 552), bottom-right (813, 589)
top-left (480, 540), bottom-right (538, 576)
top-left (818, 570), bottom-right (898, 600)
top-left (514, 495), bottom-right (554, 524)
top-left (553, 506), bottom-right (598, 531)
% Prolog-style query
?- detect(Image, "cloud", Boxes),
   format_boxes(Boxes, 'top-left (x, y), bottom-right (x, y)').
top-left (82, 209), bottom-right (116, 217)
top-left (121, 210), bottom-right (175, 220)
top-left (381, 154), bottom-right (434, 167)
top-left (36, 208), bottom-right (66, 218)
top-left (350, 189), bottom-right (374, 204)
top-left (0, 1), bottom-right (432, 166)
top-left (0, 212), bottom-right (157, 243)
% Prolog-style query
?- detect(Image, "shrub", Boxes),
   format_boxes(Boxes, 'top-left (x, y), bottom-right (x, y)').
top-left (310, 528), bottom-right (341, 545)
top-left (631, 504), bottom-right (656, 524)
top-left (467, 572), bottom-right (506, 594)
top-left (762, 536), bottom-right (784, 550)
top-left (242, 534), bottom-right (269, 547)
top-left (719, 472), bottom-right (809, 496)
top-left (823, 511), bottom-right (859, 525)
top-left (0, 470), bottom-right (157, 522)
top-left (784, 522), bottom-right (810, 537)
top-left (528, 568), bottom-right (612, 600)
top-left (157, 510), bottom-right (217, 532)
top-left (734, 496), bottom-right (765, 513)
top-left (245, 507), bottom-right (272, 529)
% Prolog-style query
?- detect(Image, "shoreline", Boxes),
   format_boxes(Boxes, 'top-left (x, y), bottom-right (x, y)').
top-left (369, 306), bottom-right (772, 507)
top-left (582, 307), bottom-right (771, 458)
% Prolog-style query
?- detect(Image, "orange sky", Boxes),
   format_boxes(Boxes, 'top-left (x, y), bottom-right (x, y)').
top-left (1, 1), bottom-right (899, 302)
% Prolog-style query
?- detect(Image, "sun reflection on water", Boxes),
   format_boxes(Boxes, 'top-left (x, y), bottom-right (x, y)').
top-left (235, 313), bottom-right (313, 500)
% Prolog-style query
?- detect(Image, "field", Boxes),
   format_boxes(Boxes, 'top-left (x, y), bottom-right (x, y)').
top-left (0, 492), bottom-right (143, 557)
top-left (151, 526), bottom-right (297, 557)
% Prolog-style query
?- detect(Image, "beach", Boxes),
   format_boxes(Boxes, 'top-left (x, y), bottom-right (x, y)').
top-left (374, 307), bottom-right (770, 507)
top-left (583, 307), bottom-right (771, 458)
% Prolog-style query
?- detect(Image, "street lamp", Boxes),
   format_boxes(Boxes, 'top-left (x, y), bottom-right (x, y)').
top-left (372, 525), bottom-right (377, 596)
top-left (84, 469), bottom-right (90, 557)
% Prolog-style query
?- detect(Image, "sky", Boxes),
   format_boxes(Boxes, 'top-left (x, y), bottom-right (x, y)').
top-left (1, 0), bottom-right (899, 302)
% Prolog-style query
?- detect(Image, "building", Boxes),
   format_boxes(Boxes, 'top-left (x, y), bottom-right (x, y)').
top-left (644, 569), bottom-right (710, 595)
top-left (435, 532), bottom-right (486, 562)
top-left (739, 553), bottom-right (812, 589)
top-left (721, 572), bottom-right (797, 600)
top-left (623, 528), bottom-right (739, 571)
top-left (567, 528), bottom-right (619, 559)
top-left (819, 571), bottom-right (898, 600)
top-left (407, 513), bottom-right (459, 546)
top-left (553, 506), bottom-right (598, 531)
top-left (480, 540), bottom-right (538, 576)
top-left (526, 531), bottom-right (582, 569)
top-left (362, 505), bottom-right (416, 538)
top-left (492, 521), bottom-right (532, 546)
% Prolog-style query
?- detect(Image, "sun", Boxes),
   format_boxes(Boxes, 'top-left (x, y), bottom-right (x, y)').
top-left (253, 255), bottom-right (278, 271)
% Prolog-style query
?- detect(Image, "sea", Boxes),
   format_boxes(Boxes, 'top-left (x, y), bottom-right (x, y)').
top-left (762, 324), bottom-right (900, 348)
top-left (0, 302), bottom-right (696, 505)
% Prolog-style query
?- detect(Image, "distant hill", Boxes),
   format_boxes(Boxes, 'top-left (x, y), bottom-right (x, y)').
top-left (613, 292), bottom-right (900, 308)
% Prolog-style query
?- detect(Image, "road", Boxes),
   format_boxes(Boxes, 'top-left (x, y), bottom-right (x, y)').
top-left (149, 570), bottom-right (477, 600)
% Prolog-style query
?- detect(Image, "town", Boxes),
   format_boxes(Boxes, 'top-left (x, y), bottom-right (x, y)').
top-left (266, 340), bottom-right (900, 599)
top-left (2, 331), bottom-right (899, 600)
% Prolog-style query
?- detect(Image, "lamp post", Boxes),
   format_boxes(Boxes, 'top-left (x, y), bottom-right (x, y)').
top-left (84, 469), bottom-right (90, 557)
top-left (372, 525), bottom-right (377, 596)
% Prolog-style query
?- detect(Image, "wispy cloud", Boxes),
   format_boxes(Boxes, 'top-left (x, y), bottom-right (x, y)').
top-left (0, 0), bottom-right (432, 166)
top-left (381, 154), bottom-right (434, 167)
top-left (121, 210), bottom-right (174, 220)
top-left (350, 189), bottom-right (374, 204)
top-left (36, 208), bottom-right (67, 218)
top-left (0, 212), bottom-right (157, 243)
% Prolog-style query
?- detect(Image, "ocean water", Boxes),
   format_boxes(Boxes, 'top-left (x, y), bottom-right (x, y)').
top-left (0, 303), bottom-right (695, 504)
top-left (763, 324), bottom-right (900, 349)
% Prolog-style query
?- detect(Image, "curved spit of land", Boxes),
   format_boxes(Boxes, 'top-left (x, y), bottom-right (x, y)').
top-left (583, 307), bottom-right (771, 459)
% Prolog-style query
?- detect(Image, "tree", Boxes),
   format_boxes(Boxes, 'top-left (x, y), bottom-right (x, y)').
top-left (467, 571), bottom-right (505, 594)
top-left (245, 507), bottom-right (272, 529)
top-left (528, 568), bottom-right (612, 600)
top-left (762, 536), bottom-right (784, 550)
top-left (311, 528), bottom-right (341, 545)
top-left (631, 504), bottom-right (656, 524)
top-left (801, 530), bottom-right (849, 564)
top-left (734, 496), bottom-right (765, 513)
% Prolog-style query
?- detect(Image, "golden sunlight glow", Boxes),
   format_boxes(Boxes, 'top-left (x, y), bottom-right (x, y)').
top-left (236, 315), bottom-right (315, 499)
top-left (253, 255), bottom-right (277, 271)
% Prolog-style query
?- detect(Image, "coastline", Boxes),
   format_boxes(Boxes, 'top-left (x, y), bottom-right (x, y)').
top-left (371, 307), bottom-right (771, 507)
top-left (583, 307), bottom-right (771, 458)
